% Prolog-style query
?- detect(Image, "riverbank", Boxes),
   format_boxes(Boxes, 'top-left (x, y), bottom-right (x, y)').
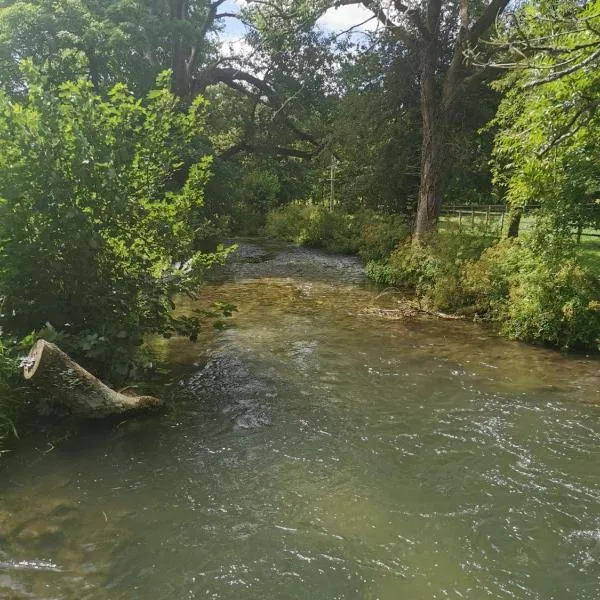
top-left (264, 205), bottom-right (600, 352)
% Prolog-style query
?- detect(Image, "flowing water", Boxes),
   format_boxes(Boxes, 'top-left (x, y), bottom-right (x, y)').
top-left (1, 240), bottom-right (600, 600)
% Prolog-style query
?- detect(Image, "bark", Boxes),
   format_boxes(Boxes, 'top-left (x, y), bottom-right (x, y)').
top-left (171, 0), bottom-right (228, 97)
top-left (171, 0), bottom-right (190, 97)
top-left (414, 108), bottom-right (447, 237)
top-left (414, 26), bottom-right (446, 239)
top-left (506, 206), bottom-right (522, 238)
top-left (23, 340), bottom-right (161, 418)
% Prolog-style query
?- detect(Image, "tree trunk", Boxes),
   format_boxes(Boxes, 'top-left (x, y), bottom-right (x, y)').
top-left (506, 206), bottom-right (523, 238)
top-left (413, 34), bottom-right (447, 239)
top-left (414, 123), bottom-right (446, 238)
top-left (170, 0), bottom-right (190, 97)
top-left (23, 340), bottom-right (161, 418)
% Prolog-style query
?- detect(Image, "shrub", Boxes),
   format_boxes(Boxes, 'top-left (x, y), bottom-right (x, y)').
top-left (463, 237), bottom-right (600, 349)
top-left (265, 204), bottom-right (406, 258)
top-left (0, 335), bottom-right (26, 450)
top-left (0, 68), bottom-right (228, 381)
top-left (378, 226), bottom-right (494, 310)
top-left (365, 261), bottom-right (397, 286)
top-left (356, 211), bottom-right (407, 261)
top-left (264, 203), bottom-right (314, 242)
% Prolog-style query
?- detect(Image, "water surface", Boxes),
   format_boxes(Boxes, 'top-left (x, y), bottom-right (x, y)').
top-left (1, 240), bottom-right (599, 599)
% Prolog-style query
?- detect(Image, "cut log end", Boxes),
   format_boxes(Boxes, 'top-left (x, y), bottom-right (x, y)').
top-left (23, 339), bottom-right (162, 418)
top-left (23, 339), bottom-right (45, 380)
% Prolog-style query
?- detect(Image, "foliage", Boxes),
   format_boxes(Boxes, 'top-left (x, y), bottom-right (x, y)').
top-left (491, 0), bottom-right (600, 231)
top-left (0, 335), bottom-right (22, 448)
top-left (367, 226), bottom-right (495, 310)
top-left (0, 68), bottom-right (227, 381)
top-left (368, 226), bottom-right (600, 349)
top-left (327, 46), bottom-right (421, 215)
top-left (0, 0), bottom-right (226, 97)
top-left (265, 204), bottom-right (406, 260)
top-left (328, 42), bottom-right (500, 215)
top-left (463, 236), bottom-right (600, 349)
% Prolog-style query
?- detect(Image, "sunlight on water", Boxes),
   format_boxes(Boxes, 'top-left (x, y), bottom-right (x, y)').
top-left (1, 241), bottom-right (599, 599)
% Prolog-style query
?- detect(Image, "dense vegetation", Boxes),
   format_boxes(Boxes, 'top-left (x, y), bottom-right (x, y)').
top-left (0, 0), bottom-right (598, 448)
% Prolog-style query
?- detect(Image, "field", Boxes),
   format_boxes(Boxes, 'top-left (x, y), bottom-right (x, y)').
top-left (438, 206), bottom-right (600, 272)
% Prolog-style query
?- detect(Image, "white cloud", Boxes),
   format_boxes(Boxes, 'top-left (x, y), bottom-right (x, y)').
top-left (220, 37), bottom-right (253, 60)
top-left (316, 5), bottom-right (378, 33)
top-left (218, 37), bottom-right (267, 77)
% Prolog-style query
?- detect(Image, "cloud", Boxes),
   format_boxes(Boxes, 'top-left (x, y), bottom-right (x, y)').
top-left (220, 37), bottom-right (253, 61)
top-left (316, 5), bottom-right (377, 33)
top-left (218, 37), bottom-right (267, 77)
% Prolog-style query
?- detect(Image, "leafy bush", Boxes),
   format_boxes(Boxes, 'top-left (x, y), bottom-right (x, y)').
top-left (0, 334), bottom-right (28, 450)
top-left (463, 237), bottom-right (600, 349)
top-left (0, 68), bottom-right (227, 381)
top-left (365, 261), bottom-right (396, 286)
top-left (370, 226), bottom-right (493, 310)
top-left (0, 351), bottom-right (17, 441)
top-left (265, 204), bottom-right (406, 259)
top-left (356, 212), bottom-right (407, 261)
top-left (264, 203), bottom-right (314, 242)
top-left (299, 209), bottom-right (361, 253)
top-left (369, 225), bottom-right (599, 349)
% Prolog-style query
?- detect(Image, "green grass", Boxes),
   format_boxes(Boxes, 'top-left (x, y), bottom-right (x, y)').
top-left (439, 213), bottom-right (600, 274)
top-left (580, 237), bottom-right (600, 272)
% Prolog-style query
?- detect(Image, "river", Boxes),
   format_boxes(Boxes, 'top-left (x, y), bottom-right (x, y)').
top-left (1, 240), bottom-right (599, 599)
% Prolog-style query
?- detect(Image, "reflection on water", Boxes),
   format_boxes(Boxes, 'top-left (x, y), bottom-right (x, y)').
top-left (1, 240), bottom-right (599, 599)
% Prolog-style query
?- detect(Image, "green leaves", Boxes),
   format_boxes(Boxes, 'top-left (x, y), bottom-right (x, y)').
top-left (491, 0), bottom-right (600, 231)
top-left (0, 68), bottom-right (226, 381)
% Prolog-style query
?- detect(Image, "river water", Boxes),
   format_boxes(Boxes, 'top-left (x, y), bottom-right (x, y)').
top-left (1, 240), bottom-right (600, 599)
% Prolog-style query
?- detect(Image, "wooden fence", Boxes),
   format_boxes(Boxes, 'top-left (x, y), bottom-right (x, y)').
top-left (439, 204), bottom-right (600, 240)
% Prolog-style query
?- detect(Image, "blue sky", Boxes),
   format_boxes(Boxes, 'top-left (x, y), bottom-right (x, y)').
top-left (219, 0), bottom-right (247, 40)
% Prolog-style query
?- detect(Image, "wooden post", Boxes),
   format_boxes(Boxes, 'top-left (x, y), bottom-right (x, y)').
top-left (471, 206), bottom-right (475, 228)
top-left (328, 157), bottom-right (338, 211)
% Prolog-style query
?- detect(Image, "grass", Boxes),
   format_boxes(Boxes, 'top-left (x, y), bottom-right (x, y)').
top-left (439, 213), bottom-right (600, 274)
top-left (580, 237), bottom-right (600, 272)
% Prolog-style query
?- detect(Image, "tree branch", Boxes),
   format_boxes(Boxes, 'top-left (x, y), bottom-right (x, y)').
top-left (218, 142), bottom-right (325, 161)
top-left (522, 46), bottom-right (600, 88)
top-left (469, 0), bottom-right (511, 43)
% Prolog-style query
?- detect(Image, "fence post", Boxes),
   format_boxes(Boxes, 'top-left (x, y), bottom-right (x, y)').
top-left (471, 206), bottom-right (475, 228)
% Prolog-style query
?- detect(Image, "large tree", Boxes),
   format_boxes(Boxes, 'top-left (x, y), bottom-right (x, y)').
top-left (0, 0), bottom-right (328, 160)
top-left (241, 0), bottom-right (511, 233)
top-left (332, 0), bottom-right (510, 235)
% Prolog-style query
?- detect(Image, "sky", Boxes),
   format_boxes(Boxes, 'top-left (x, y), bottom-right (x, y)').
top-left (218, 1), bottom-right (377, 42)
top-left (216, 1), bottom-right (377, 66)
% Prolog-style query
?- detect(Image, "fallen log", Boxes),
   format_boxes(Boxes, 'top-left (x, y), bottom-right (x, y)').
top-left (359, 305), bottom-right (466, 321)
top-left (23, 339), bottom-right (161, 418)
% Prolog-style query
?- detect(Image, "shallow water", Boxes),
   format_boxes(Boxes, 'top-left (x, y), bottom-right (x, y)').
top-left (1, 240), bottom-right (600, 599)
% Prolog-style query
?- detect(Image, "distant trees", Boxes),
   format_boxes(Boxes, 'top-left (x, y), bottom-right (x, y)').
top-left (241, 0), bottom-right (511, 233)
top-left (331, 0), bottom-right (511, 236)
